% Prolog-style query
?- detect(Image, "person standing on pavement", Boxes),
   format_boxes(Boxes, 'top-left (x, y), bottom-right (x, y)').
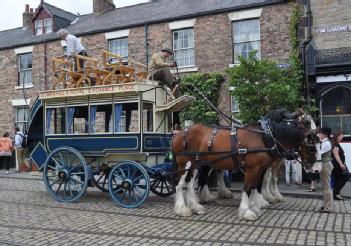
top-left (14, 127), bottom-right (26, 172)
top-left (284, 157), bottom-right (298, 186)
top-left (0, 132), bottom-right (14, 174)
top-left (318, 127), bottom-right (334, 213)
top-left (331, 130), bottom-right (349, 200)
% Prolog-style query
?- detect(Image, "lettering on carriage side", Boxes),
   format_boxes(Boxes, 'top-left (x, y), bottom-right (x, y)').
top-left (40, 90), bottom-right (66, 98)
top-left (117, 84), bottom-right (135, 92)
top-left (40, 84), bottom-right (137, 99)
top-left (89, 86), bottom-right (114, 94)
top-left (67, 88), bottom-right (85, 96)
top-left (145, 139), bottom-right (153, 146)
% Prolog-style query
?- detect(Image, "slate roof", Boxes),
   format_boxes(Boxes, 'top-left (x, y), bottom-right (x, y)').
top-left (0, 0), bottom-right (287, 50)
top-left (42, 2), bottom-right (77, 22)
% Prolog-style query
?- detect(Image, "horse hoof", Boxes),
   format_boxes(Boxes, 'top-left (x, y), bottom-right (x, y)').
top-left (190, 204), bottom-right (206, 215)
top-left (242, 209), bottom-right (258, 221)
top-left (196, 208), bottom-right (206, 215)
top-left (199, 192), bottom-right (216, 203)
top-left (276, 194), bottom-right (284, 202)
top-left (175, 204), bottom-right (192, 217)
top-left (260, 199), bottom-right (270, 208)
top-left (217, 190), bottom-right (233, 199)
top-left (250, 206), bottom-right (262, 216)
top-left (263, 194), bottom-right (275, 203)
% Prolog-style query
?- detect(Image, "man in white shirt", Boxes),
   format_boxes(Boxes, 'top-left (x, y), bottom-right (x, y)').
top-left (58, 29), bottom-right (87, 71)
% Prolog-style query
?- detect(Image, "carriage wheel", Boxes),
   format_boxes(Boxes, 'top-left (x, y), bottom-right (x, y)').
top-left (150, 172), bottom-right (176, 197)
top-left (94, 165), bottom-right (110, 192)
top-left (108, 161), bottom-right (150, 208)
top-left (43, 147), bottom-right (88, 203)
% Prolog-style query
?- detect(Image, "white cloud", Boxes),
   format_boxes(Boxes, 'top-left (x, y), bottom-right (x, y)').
top-left (0, 0), bottom-right (149, 31)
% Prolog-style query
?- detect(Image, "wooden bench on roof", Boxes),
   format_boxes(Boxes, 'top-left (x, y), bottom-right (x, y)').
top-left (102, 50), bottom-right (148, 83)
top-left (52, 57), bottom-right (88, 89)
top-left (51, 51), bottom-right (149, 90)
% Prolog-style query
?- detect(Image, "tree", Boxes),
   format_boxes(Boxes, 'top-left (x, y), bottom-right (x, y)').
top-left (179, 72), bottom-right (223, 125)
top-left (226, 52), bottom-right (301, 123)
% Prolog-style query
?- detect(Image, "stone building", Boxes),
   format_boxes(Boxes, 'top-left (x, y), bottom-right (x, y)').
top-left (303, 0), bottom-right (351, 133)
top-left (300, 0), bottom-right (351, 166)
top-left (0, 0), bottom-right (296, 133)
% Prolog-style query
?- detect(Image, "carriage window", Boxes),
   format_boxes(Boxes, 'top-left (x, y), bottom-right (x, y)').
top-left (67, 106), bottom-right (89, 134)
top-left (143, 103), bottom-right (153, 132)
top-left (46, 108), bottom-right (66, 134)
top-left (115, 103), bottom-right (138, 132)
top-left (90, 104), bottom-right (113, 133)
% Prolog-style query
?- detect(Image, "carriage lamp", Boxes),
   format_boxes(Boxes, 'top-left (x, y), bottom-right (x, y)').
top-left (336, 106), bottom-right (342, 114)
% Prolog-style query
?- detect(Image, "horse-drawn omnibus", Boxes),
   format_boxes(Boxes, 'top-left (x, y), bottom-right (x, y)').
top-left (27, 52), bottom-right (194, 208)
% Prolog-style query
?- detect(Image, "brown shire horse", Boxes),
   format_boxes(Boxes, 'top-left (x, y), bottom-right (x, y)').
top-left (172, 119), bottom-right (313, 220)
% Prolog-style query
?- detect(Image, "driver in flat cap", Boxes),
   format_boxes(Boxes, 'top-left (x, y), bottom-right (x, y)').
top-left (148, 48), bottom-right (178, 89)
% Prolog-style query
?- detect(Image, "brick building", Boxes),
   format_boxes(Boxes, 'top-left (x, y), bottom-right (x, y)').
top-left (0, 0), bottom-right (296, 133)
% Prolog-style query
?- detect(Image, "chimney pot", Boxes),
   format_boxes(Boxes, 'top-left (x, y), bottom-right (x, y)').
top-left (23, 4), bottom-right (33, 28)
top-left (30, 8), bottom-right (34, 14)
top-left (93, 0), bottom-right (116, 16)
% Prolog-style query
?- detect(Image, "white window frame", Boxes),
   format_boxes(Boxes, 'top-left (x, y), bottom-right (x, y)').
top-left (232, 18), bottom-right (261, 64)
top-left (108, 37), bottom-right (129, 62)
top-left (18, 53), bottom-right (32, 85)
top-left (44, 18), bottom-right (52, 33)
top-left (35, 20), bottom-right (43, 35)
top-left (231, 96), bottom-right (239, 113)
top-left (173, 28), bottom-right (195, 68)
top-left (15, 107), bottom-right (29, 133)
top-left (229, 86), bottom-right (239, 113)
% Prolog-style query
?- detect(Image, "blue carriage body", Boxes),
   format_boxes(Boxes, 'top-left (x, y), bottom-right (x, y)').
top-left (28, 82), bottom-right (193, 170)
top-left (27, 82), bottom-right (194, 207)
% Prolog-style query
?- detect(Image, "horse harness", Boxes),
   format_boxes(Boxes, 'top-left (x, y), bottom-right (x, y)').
top-left (178, 120), bottom-right (280, 173)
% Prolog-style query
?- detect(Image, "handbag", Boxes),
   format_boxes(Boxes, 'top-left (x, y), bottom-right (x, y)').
top-left (342, 165), bottom-right (349, 176)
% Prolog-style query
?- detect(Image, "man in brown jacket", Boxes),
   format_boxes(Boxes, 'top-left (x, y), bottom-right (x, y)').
top-left (148, 48), bottom-right (177, 88)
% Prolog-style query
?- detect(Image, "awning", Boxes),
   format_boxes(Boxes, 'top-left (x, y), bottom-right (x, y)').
top-left (155, 95), bottom-right (195, 112)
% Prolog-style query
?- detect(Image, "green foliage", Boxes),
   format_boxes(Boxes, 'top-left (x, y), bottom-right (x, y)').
top-left (226, 53), bottom-right (300, 123)
top-left (226, 5), bottom-right (304, 123)
top-left (179, 72), bottom-right (224, 125)
top-left (289, 5), bottom-right (303, 93)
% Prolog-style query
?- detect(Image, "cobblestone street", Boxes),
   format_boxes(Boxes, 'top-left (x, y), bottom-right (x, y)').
top-left (0, 176), bottom-right (351, 246)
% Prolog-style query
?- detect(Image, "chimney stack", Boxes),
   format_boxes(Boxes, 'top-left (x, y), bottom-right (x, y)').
top-left (93, 0), bottom-right (115, 16)
top-left (23, 4), bottom-right (33, 28)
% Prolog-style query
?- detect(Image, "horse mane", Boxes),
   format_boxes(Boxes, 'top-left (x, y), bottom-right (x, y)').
top-left (269, 121), bottom-right (304, 146)
top-left (264, 108), bottom-right (288, 123)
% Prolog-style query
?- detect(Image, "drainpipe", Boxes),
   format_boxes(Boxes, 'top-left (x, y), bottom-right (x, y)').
top-left (44, 41), bottom-right (48, 90)
top-left (144, 24), bottom-right (149, 73)
top-left (302, 0), bottom-right (312, 111)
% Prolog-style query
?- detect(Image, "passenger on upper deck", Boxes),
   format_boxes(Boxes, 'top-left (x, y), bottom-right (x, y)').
top-left (57, 29), bottom-right (87, 71)
top-left (148, 48), bottom-right (178, 90)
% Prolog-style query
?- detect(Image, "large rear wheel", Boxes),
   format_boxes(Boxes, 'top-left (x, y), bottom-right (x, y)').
top-left (43, 147), bottom-right (88, 203)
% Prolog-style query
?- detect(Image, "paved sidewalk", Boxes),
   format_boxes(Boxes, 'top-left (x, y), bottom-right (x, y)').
top-left (1, 169), bottom-right (350, 199)
top-left (229, 180), bottom-right (351, 199)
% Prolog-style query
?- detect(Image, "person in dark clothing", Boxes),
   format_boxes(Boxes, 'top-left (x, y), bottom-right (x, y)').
top-left (331, 130), bottom-right (349, 200)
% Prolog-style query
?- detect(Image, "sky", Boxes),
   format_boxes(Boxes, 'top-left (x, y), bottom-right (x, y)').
top-left (0, 0), bottom-right (149, 31)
